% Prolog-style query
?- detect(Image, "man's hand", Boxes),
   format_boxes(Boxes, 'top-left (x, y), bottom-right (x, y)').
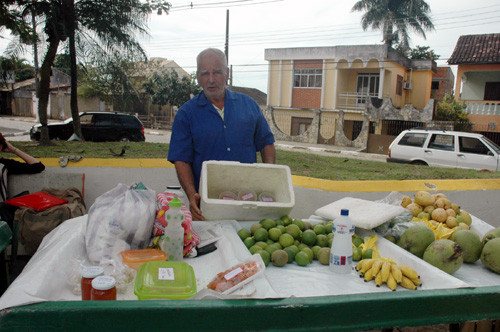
top-left (189, 193), bottom-right (205, 221)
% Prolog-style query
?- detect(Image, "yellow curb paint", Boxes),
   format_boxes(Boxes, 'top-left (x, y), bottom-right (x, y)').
top-left (38, 158), bottom-right (174, 168)
top-left (292, 175), bottom-right (500, 192)
top-left (36, 158), bottom-right (500, 192)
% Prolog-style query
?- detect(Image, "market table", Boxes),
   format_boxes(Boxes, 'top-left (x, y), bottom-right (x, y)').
top-left (0, 214), bottom-right (499, 331)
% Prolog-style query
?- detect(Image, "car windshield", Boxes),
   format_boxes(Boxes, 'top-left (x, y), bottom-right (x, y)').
top-left (483, 136), bottom-right (500, 154)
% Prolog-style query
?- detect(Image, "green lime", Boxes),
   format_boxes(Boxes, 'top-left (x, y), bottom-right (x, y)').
top-left (250, 223), bottom-right (263, 235)
top-left (268, 227), bottom-right (282, 242)
top-left (317, 247), bottom-right (330, 265)
top-left (312, 245), bottom-right (322, 260)
top-left (384, 235), bottom-right (397, 243)
top-left (275, 218), bottom-right (284, 226)
top-left (237, 228), bottom-right (251, 241)
top-left (257, 250), bottom-right (270, 266)
top-left (264, 244), bottom-right (279, 256)
top-left (272, 242), bottom-right (282, 250)
top-left (280, 215), bottom-right (293, 226)
top-left (325, 222), bottom-right (333, 234)
top-left (301, 247), bottom-right (314, 262)
top-left (279, 233), bottom-right (294, 248)
top-left (295, 251), bottom-right (310, 266)
top-left (260, 218), bottom-right (276, 230)
top-left (328, 233), bottom-right (335, 240)
top-left (288, 245), bottom-right (300, 254)
top-left (254, 228), bottom-right (268, 242)
top-left (243, 237), bottom-right (256, 249)
top-left (352, 237), bottom-right (364, 248)
top-left (284, 247), bottom-right (296, 263)
top-left (298, 243), bottom-right (309, 251)
top-left (303, 221), bottom-right (313, 230)
top-left (294, 240), bottom-right (301, 247)
top-left (292, 219), bottom-right (305, 231)
top-left (352, 247), bottom-right (363, 261)
top-left (249, 245), bottom-right (262, 255)
top-left (313, 224), bottom-right (326, 235)
top-left (301, 230), bottom-right (317, 246)
top-left (285, 224), bottom-right (301, 239)
top-left (255, 241), bottom-right (268, 249)
top-left (276, 225), bottom-right (286, 233)
top-left (328, 237), bottom-right (333, 248)
top-left (266, 239), bottom-right (274, 245)
top-left (316, 234), bottom-right (329, 247)
top-left (362, 249), bottom-right (373, 259)
top-left (271, 249), bottom-right (288, 267)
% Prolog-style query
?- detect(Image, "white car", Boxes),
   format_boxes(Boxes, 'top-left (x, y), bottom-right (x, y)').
top-left (387, 129), bottom-right (500, 171)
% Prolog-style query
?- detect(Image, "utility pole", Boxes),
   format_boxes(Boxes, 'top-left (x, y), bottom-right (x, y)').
top-left (225, 9), bottom-right (231, 89)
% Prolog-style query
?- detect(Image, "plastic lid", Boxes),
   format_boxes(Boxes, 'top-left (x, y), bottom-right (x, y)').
top-left (92, 276), bottom-right (116, 290)
top-left (82, 266), bottom-right (104, 278)
top-left (340, 209), bottom-right (349, 216)
top-left (167, 185), bottom-right (181, 190)
top-left (169, 196), bottom-right (182, 208)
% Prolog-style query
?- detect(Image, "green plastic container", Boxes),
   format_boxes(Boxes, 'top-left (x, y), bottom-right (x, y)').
top-left (134, 261), bottom-right (197, 300)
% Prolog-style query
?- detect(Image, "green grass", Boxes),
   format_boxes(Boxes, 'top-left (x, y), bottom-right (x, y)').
top-left (9, 141), bottom-right (500, 181)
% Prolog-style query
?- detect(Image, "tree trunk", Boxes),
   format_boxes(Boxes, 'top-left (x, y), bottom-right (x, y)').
top-left (66, 0), bottom-right (83, 139)
top-left (38, 39), bottom-right (60, 145)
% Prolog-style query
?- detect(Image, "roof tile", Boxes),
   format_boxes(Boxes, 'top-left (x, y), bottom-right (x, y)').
top-left (448, 33), bottom-right (500, 65)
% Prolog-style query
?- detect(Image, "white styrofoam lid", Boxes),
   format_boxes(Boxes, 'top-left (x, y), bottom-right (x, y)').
top-left (314, 197), bottom-right (406, 230)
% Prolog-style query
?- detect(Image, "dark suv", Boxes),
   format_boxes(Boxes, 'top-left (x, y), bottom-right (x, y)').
top-left (30, 111), bottom-right (145, 142)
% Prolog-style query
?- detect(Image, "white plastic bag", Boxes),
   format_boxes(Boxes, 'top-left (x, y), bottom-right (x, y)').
top-left (85, 183), bottom-right (156, 265)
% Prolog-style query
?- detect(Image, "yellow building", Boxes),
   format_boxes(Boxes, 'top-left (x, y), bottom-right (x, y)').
top-left (265, 44), bottom-right (436, 152)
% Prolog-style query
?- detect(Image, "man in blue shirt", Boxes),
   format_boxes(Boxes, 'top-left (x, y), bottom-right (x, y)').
top-left (168, 48), bottom-right (275, 220)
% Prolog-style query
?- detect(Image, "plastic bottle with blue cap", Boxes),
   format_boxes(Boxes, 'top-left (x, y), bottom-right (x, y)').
top-left (159, 196), bottom-right (184, 261)
top-left (330, 208), bottom-right (355, 274)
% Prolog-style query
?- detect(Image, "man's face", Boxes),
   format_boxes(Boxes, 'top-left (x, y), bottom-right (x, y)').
top-left (197, 53), bottom-right (228, 101)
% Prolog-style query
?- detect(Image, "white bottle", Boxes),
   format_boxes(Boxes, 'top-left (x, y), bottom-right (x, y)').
top-left (159, 196), bottom-right (184, 261)
top-left (166, 185), bottom-right (188, 207)
top-left (330, 209), bottom-right (355, 274)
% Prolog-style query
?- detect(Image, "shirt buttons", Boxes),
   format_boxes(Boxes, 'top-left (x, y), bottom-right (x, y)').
top-left (227, 147), bottom-right (231, 152)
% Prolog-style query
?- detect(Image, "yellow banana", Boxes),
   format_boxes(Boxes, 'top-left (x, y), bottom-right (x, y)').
top-left (371, 259), bottom-right (383, 276)
top-left (399, 265), bottom-right (419, 280)
top-left (409, 276), bottom-right (422, 287)
top-left (386, 273), bottom-right (397, 291)
top-left (374, 269), bottom-right (383, 287)
top-left (390, 264), bottom-right (403, 284)
top-left (356, 260), bottom-right (364, 271)
top-left (400, 276), bottom-right (417, 290)
top-left (364, 267), bottom-right (375, 282)
top-left (380, 261), bottom-right (391, 283)
top-left (360, 259), bottom-right (375, 274)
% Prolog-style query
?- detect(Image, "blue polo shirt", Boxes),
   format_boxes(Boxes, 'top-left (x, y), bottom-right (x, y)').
top-left (168, 89), bottom-right (275, 191)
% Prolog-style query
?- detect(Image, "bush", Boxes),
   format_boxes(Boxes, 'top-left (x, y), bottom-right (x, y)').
top-left (435, 94), bottom-right (472, 131)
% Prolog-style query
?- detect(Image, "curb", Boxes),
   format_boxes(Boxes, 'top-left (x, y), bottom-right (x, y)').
top-left (35, 158), bottom-right (500, 192)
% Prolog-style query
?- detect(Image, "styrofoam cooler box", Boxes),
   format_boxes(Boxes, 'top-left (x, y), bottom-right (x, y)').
top-left (199, 161), bottom-right (295, 221)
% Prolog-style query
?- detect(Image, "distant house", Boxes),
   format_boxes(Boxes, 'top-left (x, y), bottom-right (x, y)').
top-left (265, 44), bottom-right (437, 153)
top-left (448, 33), bottom-right (500, 133)
top-left (431, 67), bottom-right (455, 102)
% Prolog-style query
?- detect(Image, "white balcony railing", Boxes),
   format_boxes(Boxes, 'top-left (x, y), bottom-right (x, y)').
top-left (466, 102), bottom-right (500, 115)
top-left (337, 92), bottom-right (378, 110)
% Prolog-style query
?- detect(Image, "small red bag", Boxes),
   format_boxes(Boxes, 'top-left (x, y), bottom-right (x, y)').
top-left (5, 191), bottom-right (68, 211)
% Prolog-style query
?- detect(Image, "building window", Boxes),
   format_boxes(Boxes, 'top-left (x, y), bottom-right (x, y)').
top-left (396, 75), bottom-right (403, 96)
top-left (431, 81), bottom-right (440, 90)
top-left (356, 73), bottom-right (379, 104)
top-left (294, 68), bottom-right (322, 88)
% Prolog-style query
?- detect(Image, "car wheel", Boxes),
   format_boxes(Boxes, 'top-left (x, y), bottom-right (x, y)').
top-left (411, 160), bottom-right (428, 166)
top-left (119, 136), bottom-right (131, 143)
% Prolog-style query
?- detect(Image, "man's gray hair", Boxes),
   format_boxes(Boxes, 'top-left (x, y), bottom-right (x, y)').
top-left (196, 48), bottom-right (228, 73)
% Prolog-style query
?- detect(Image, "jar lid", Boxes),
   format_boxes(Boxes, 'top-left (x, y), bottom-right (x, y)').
top-left (92, 276), bottom-right (116, 290)
top-left (82, 266), bottom-right (104, 278)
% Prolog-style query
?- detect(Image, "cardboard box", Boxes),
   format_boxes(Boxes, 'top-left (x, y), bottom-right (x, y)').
top-left (199, 161), bottom-right (295, 221)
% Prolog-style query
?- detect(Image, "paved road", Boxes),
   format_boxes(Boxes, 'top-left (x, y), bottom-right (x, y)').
top-left (1, 116), bottom-right (499, 227)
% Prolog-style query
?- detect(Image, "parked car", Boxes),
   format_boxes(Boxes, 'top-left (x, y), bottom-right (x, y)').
top-left (30, 111), bottom-right (145, 142)
top-left (387, 129), bottom-right (500, 171)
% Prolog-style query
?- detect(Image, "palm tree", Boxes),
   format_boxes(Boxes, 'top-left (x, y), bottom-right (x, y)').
top-left (352, 0), bottom-right (435, 51)
top-left (8, 0), bottom-right (171, 144)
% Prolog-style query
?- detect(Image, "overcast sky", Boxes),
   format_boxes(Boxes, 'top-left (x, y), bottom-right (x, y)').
top-left (1, 0), bottom-right (500, 93)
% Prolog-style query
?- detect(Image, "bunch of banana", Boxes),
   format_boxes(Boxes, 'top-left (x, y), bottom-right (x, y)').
top-left (358, 235), bottom-right (381, 259)
top-left (355, 258), bottom-right (422, 291)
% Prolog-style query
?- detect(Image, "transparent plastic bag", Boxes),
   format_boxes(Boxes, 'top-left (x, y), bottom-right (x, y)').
top-left (85, 183), bottom-right (156, 265)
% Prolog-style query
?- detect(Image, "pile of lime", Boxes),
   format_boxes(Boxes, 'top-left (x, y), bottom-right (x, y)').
top-left (237, 215), bottom-right (336, 267)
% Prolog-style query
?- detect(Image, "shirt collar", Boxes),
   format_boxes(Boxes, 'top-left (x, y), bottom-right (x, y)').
top-left (196, 89), bottom-right (237, 106)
